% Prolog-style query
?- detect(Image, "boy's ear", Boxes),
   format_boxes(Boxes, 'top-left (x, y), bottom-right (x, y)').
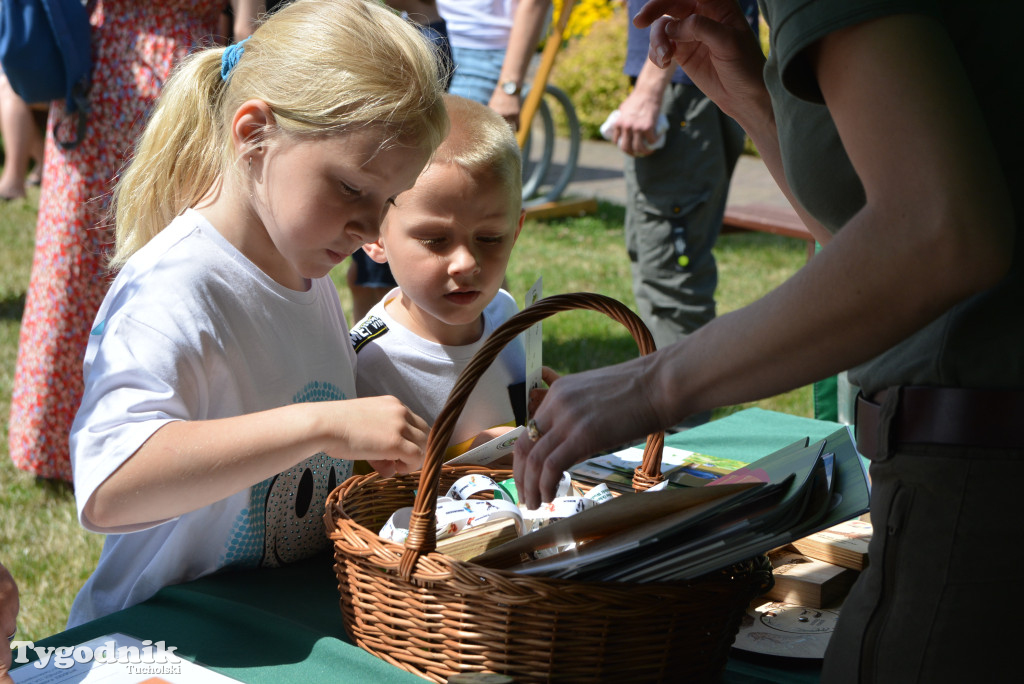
top-left (512, 209), bottom-right (526, 243)
top-left (231, 99), bottom-right (275, 155)
top-left (362, 239), bottom-right (389, 264)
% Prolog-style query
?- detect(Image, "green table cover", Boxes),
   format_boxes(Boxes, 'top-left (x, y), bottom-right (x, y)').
top-left (27, 408), bottom-right (843, 683)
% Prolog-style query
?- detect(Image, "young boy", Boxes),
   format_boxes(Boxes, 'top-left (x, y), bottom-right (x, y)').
top-left (350, 94), bottom-right (526, 457)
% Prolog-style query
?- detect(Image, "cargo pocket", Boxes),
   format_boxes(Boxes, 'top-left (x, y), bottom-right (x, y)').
top-left (626, 193), bottom-right (708, 277)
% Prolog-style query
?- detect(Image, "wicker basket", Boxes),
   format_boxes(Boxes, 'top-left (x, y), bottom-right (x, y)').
top-left (325, 293), bottom-right (772, 683)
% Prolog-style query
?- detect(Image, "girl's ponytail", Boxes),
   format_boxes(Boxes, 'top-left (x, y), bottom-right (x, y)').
top-left (109, 48), bottom-right (228, 270)
top-left (109, 0), bottom-right (449, 270)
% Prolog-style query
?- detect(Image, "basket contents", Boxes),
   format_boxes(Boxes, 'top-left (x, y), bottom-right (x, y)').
top-left (471, 424), bottom-right (869, 582)
top-left (378, 472), bottom-right (611, 559)
top-left (324, 293), bottom-right (780, 683)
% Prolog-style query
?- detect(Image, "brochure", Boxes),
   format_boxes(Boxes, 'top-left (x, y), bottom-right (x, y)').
top-left (474, 426), bottom-right (869, 583)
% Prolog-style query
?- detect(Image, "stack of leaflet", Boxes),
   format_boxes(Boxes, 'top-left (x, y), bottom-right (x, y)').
top-left (472, 426), bottom-right (870, 582)
top-left (568, 445), bottom-right (743, 493)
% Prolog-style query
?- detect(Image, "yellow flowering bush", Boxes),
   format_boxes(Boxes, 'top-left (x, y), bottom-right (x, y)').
top-left (550, 5), bottom-right (629, 139)
top-left (553, 0), bottom-right (618, 40)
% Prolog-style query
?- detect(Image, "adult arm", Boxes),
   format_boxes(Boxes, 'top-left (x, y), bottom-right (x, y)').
top-left (83, 396), bottom-right (428, 530)
top-left (638, 0), bottom-right (836, 242)
top-left (489, 0), bottom-right (551, 129)
top-left (231, 0), bottom-right (264, 40)
top-left (514, 10), bottom-right (1014, 508)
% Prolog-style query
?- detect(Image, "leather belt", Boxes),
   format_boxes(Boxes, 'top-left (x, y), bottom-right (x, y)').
top-left (854, 386), bottom-right (1024, 461)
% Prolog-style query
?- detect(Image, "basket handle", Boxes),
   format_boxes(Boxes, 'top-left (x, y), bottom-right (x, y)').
top-left (399, 292), bottom-right (665, 579)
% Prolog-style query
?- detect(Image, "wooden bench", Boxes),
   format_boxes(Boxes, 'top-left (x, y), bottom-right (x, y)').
top-left (722, 202), bottom-right (817, 261)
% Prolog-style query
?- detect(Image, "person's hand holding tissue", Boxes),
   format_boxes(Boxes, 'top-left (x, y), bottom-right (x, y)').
top-left (601, 110), bottom-right (669, 155)
top-left (601, 65), bottom-right (673, 156)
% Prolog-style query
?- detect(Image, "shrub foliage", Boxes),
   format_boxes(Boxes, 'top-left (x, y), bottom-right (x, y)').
top-left (550, 6), bottom-right (630, 139)
top-left (553, 0), bottom-right (617, 40)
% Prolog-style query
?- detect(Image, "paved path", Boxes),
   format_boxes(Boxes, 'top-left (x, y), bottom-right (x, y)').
top-left (539, 137), bottom-right (790, 209)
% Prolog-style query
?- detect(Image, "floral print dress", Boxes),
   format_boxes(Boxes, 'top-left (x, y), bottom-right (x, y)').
top-left (8, 0), bottom-right (224, 480)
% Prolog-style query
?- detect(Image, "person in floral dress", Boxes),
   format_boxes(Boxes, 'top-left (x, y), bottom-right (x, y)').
top-left (7, 0), bottom-right (256, 480)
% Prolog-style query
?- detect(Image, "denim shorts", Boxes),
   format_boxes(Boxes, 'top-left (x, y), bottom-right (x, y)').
top-left (448, 45), bottom-right (506, 105)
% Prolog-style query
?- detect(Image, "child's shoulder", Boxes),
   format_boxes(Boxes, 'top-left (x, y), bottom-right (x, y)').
top-left (350, 313), bottom-right (391, 353)
top-left (484, 288), bottom-right (520, 327)
top-left (116, 210), bottom-right (241, 294)
top-left (104, 211), bottom-right (281, 332)
top-left (349, 287), bottom-right (402, 352)
top-left (122, 210), bottom-right (207, 269)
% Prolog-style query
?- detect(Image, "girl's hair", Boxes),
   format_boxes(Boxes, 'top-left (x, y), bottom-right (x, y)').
top-left (110, 0), bottom-right (449, 269)
top-left (433, 94), bottom-right (522, 211)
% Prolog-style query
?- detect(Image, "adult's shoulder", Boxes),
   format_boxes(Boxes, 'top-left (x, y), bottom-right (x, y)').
top-left (768, 0), bottom-right (935, 102)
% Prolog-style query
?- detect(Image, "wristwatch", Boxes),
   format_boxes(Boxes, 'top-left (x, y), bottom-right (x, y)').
top-left (500, 80), bottom-right (521, 96)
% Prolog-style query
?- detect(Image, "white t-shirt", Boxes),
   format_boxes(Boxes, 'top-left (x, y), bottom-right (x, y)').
top-left (436, 0), bottom-right (518, 50)
top-left (350, 287), bottom-right (526, 456)
top-left (68, 209), bottom-right (356, 626)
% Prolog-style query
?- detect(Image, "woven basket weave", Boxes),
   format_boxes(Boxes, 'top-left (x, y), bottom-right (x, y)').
top-left (325, 293), bottom-right (772, 683)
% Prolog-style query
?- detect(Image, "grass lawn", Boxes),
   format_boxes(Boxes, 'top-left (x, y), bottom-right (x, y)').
top-left (0, 182), bottom-right (812, 641)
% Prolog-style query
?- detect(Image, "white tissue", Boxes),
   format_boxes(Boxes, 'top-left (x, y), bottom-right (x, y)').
top-left (600, 109), bottom-right (670, 151)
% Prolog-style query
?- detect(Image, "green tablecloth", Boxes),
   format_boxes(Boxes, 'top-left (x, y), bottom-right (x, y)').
top-left (664, 407), bottom-right (843, 460)
top-left (31, 408), bottom-right (841, 683)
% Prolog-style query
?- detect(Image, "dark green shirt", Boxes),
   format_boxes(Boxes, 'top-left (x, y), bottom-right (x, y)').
top-left (761, 0), bottom-right (1023, 394)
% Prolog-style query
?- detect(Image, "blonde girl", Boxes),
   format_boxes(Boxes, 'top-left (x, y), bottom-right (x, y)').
top-left (67, 0), bottom-right (449, 627)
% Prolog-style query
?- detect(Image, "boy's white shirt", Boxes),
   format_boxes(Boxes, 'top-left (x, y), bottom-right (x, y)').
top-left (350, 286), bottom-right (526, 455)
top-left (68, 208), bottom-right (356, 627)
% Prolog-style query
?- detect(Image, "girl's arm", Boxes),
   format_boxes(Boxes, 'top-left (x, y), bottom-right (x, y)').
top-left (514, 11), bottom-right (1013, 508)
top-left (83, 396), bottom-right (428, 530)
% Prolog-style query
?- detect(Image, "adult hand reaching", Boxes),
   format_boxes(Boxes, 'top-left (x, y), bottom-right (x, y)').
top-left (634, 0), bottom-right (766, 123)
top-left (513, 355), bottom-right (668, 509)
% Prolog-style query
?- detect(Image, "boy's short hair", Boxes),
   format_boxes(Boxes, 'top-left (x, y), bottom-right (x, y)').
top-left (434, 94), bottom-right (522, 212)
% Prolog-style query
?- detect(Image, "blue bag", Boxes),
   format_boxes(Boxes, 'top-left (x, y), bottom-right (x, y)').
top-left (0, 0), bottom-right (93, 149)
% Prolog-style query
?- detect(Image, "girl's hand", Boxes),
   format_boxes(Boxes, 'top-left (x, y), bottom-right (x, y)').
top-left (634, 0), bottom-right (767, 123)
top-left (335, 396), bottom-right (428, 477)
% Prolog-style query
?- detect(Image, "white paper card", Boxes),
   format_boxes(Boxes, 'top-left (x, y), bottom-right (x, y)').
top-left (446, 425), bottom-right (526, 465)
top-left (524, 277), bottom-right (543, 411)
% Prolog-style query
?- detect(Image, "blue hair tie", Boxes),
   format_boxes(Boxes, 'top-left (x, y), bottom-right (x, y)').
top-left (221, 37), bottom-right (250, 82)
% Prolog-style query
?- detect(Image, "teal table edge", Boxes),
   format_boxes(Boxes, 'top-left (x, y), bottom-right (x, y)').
top-left (28, 408), bottom-right (839, 683)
